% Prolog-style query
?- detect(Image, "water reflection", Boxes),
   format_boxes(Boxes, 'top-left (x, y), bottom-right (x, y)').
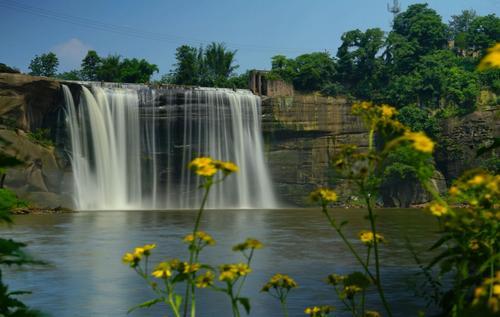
top-left (5, 209), bottom-right (439, 317)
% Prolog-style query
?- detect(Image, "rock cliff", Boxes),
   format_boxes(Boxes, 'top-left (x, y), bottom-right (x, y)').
top-left (0, 72), bottom-right (496, 208)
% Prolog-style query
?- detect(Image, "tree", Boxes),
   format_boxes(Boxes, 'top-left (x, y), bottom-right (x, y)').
top-left (386, 4), bottom-right (448, 73)
top-left (466, 14), bottom-right (500, 53)
top-left (81, 50), bottom-right (101, 81)
top-left (172, 45), bottom-right (201, 85)
top-left (57, 70), bottom-right (82, 81)
top-left (202, 42), bottom-right (238, 86)
top-left (171, 43), bottom-right (239, 87)
top-left (119, 58), bottom-right (158, 83)
top-left (96, 55), bottom-right (122, 82)
top-left (449, 10), bottom-right (477, 50)
top-left (269, 55), bottom-right (296, 83)
top-left (291, 52), bottom-right (336, 92)
top-left (270, 52), bottom-right (336, 92)
top-left (28, 52), bottom-right (59, 77)
top-left (336, 28), bottom-right (385, 99)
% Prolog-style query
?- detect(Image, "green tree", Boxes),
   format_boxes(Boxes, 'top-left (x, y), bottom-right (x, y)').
top-left (119, 58), bottom-right (158, 83)
top-left (172, 45), bottom-right (202, 85)
top-left (336, 28), bottom-right (385, 98)
top-left (28, 52), bottom-right (59, 77)
top-left (449, 9), bottom-right (477, 50)
top-left (81, 50), bottom-right (101, 81)
top-left (202, 42), bottom-right (238, 86)
top-left (269, 55), bottom-right (296, 83)
top-left (466, 14), bottom-right (500, 53)
top-left (291, 52), bottom-right (336, 92)
top-left (96, 55), bottom-right (122, 82)
top-left (396, 104), bottom-right (439, 137)
top-left (57, 70), bottom-right (82, 81)
top-left (270, 52), bottom-right (336, 92)
top-left (386, 4), bottom-right (448, 73)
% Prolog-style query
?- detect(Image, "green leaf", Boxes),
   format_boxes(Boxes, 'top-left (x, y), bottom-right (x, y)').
top-left (174, 294), bottom-right (183, 311)
top-left (343, 271), bottom-right (371, 289)
top-left (172, 273), bottom-right (188, 284)
top-left (237, 297), bottom-right (251, 315)
top-left (127, 298), bottom-right (163, 314)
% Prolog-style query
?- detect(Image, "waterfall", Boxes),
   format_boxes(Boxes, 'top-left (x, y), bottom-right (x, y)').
top-left (62, 83), bottom-right (277, 210)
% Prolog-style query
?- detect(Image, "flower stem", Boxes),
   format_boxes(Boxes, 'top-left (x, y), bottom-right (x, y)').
top-left (365, 197), bottom-right (392, 317)
top-left (183, 183), bottom-right (212, 317)
top-left (279, 298), bottom-right (289, 317)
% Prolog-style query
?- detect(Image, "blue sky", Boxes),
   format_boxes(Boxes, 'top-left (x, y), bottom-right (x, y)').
top-left (0, 0), bottom-right (498, 77)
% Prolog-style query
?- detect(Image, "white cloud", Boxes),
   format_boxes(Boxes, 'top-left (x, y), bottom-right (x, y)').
top-left (52, 38), bottom-right (91, 71)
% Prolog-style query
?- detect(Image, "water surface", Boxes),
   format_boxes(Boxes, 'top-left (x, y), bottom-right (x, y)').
top-left (5, 209), bottom-right (439, 317)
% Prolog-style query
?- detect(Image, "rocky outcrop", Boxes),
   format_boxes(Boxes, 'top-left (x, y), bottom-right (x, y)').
top-left (262, 94), bottom-right (369, 206)
top-left (0, 73), bottom-right (72, 208)
top-left (0, 128), bottom-right (73, 208)
top-left (0, 73), bottom-right (61, 131)
top-left (261, 93), bottom-right (497, 207)
top-left (436, 109), bottom-right (499, 182)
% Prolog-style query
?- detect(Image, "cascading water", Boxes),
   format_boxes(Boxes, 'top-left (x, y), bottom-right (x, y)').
top-left (62, 83), bottom-right (277, 210)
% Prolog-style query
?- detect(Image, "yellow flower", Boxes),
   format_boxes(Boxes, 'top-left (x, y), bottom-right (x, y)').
top-left (263, 273), bottom-right (298, 290)
top-left (429, 202), bottom-right (448, 217)
top-left (197, 231), bottom-right (216, 245)
top-left (469, 239), bottom-right (480, 251)
top-left (310, 188), bottom-right (338, 203)
top-left (494, 284), bottom-right (500, 296)
top-left (364, 311), bottom-right (381, 317)
top-left (214, 160), bottom-right (239, 174)
top-left (196, 165), bottom-right (217, 177)
top-left (304, 306), bottom-right (321, 315)
top-left (219, 271), bottom-right (237, 282)
top-left (478, 43), bottom-right (500, 70)
top-left (448, 186), bottom-right (460, 196)
top-left (234, 263), bottom-right (252, 276)
top-left (188, 157), bottom-right (218, 177)
top-left (232, 238), bottom-right (264, 251)
top-left (405, 131), bottom-right (434, 153)
top-left (195, 271), bottom-right (214, 288)
top-left (183, 234), bottom-right (194, 243)
top-left (342, 285), bottom-right (363, 299)
top-left (304, 305), bottom-right (333, 316)
top-left (380, 104), bottom-right (397, 118)
top-left (326, 274), bottom-right (345, 286)
top-left (188, 157), bottom-right (213, 169)
top-left (169, 258), bottom-right (182, 271)
top-left (468, 174), bottom-right (486, 186)
top-left (183, 262), bottom-right (201, 274)
top-left (122, 252), bottom-right (141, 266)
top-left (359, 231), bottom-right (385, 245)
top-left (152, 262), bottom-right (172, 279)
top-left (219, 264), bottom-right (238, 282)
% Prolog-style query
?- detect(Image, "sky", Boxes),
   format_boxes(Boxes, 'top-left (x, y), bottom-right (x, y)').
top-left (0, 0), bottom-right (499, 78)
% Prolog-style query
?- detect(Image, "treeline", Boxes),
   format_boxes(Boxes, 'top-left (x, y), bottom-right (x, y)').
top-left (269, 4), bottom-right (499, 121)
top-left (23, 42), bottom-right (248, 88)
top-left (27, 51), bottom-right (159, 83)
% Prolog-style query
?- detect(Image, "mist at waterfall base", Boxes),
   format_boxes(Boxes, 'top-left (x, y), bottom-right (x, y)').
top-left (62, 83), bottom-right (277, 210)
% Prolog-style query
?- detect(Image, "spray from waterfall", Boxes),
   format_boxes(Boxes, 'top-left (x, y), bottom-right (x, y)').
top-left (62, 83), bottom-right (277, 210)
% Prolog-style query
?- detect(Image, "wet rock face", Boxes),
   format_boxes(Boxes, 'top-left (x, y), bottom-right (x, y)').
top-left (262, 94), bottom-right (370, 206)
top-left (436, 109), bottom-right (499, 182)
